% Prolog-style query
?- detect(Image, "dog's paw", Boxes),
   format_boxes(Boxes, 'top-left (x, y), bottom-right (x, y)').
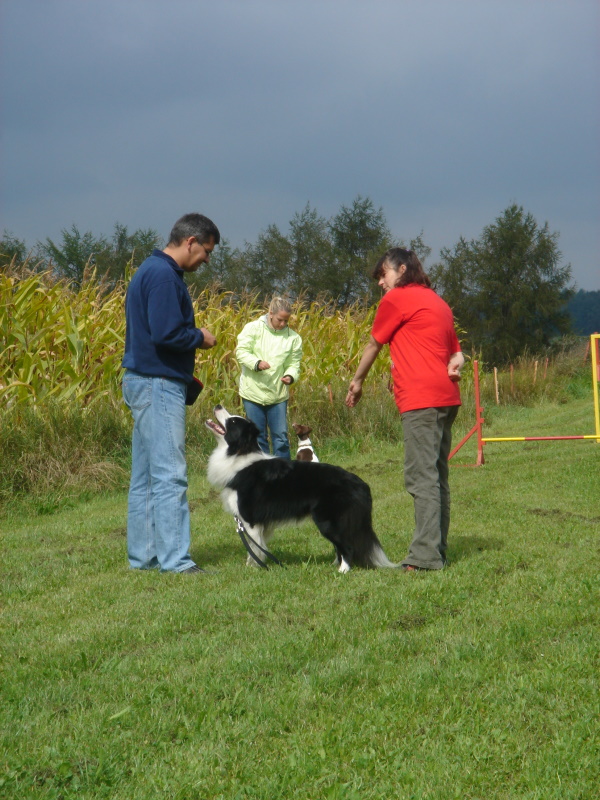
top-left (338, 559), bottom-right (351, 574)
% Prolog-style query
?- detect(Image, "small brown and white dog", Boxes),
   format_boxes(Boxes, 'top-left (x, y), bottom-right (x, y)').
top-left (292, 423), bottom-right (319, 462)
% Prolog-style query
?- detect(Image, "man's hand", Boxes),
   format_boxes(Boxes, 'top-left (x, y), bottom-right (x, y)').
top-left (200, 328), bottom-right (217, 349)
top-left (257, 360), bottom-right (271, 371)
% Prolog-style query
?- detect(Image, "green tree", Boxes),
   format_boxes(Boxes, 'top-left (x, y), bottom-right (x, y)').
top-left (287, 204), bottom-right (336, 300)
top-left (41, 225), bottom-right (111, 286)
top-left (178, 197), bottom-right (431, 305)
top-left (430, 204), bottom-right (574, 364)
top-left (242, 225), bottom-right (293, 300)
top-left (108, 223), bottom-right (162, 282)
top-left (408, 231), bottom-right (432, 266)
top-left (40, 223), bottom-right (161, 286)
top-left (328, 196), bottom-right (392, 304)
top-left (0, 231), bottom-right (28, 270)
top-left (191, 204), bottom-right (354, 302)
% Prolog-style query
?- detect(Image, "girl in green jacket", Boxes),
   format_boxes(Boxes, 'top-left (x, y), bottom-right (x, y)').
top-left (235, 297), bottom-right (302, 458)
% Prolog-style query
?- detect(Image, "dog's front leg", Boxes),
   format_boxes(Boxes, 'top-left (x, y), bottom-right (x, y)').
top-left (243, 523), bottom-right (268, 567)
top-left (331, 546), bottom-right (351, 572)
top-left (338, 556), bottom-right (352, 574)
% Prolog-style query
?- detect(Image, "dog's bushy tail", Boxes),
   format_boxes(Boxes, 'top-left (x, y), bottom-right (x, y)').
top-left (367, 542), bottom-right (400, 569)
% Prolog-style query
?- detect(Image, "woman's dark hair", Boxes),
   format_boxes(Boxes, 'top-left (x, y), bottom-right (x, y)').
top-left (168, 213), bottom-right (221, 246)
top-left (372, 247), bottom-right (431, 288)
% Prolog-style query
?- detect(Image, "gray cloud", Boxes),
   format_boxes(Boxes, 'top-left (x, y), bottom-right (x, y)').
top-left (1, 0), bottom-right (598, 287)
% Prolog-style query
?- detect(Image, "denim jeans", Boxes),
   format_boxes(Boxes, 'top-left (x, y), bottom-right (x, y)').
top-left (122, 371), bottom-right (196, 572)
top-left (400, 405), bottom-right (459, 570)
top-left (242, 398), bottom-right (290, 459)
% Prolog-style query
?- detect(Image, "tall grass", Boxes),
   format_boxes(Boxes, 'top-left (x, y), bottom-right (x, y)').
top-left (0, 401), bottom-right (130, 507)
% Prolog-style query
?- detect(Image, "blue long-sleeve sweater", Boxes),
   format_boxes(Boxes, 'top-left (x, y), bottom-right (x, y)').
top-left (122, 249), bottom-right (204, 383)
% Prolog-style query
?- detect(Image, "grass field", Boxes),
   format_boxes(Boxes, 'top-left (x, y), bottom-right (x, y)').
top-left (1, 399), bottom-right (599, 799)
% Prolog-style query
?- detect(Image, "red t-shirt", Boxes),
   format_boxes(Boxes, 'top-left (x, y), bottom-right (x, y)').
top-left (372, 284), bottom-right (461, 413)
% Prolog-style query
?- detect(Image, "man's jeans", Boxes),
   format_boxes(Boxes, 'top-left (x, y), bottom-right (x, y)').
top-left (401, 405), bottom-right (459, 570)
top-left (122, 371), bottom-right (195, 572)
top-left (242, 399), bottom-right (290, 459)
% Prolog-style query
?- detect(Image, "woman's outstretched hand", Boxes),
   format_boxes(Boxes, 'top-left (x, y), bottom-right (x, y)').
top-left (345, 380), bottom-right (362, 407)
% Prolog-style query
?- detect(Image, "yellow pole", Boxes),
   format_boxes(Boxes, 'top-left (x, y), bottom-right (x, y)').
top-left (591, 334), bottom-right (600, 443)
top-left (482, 436), bottom-right (600, 442)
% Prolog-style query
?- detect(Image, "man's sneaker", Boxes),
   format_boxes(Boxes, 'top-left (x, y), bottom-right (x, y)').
top-left (180, 565), bottom-right (206, 574)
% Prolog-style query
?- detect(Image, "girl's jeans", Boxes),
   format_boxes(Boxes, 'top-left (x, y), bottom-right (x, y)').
top-left (242, 398), bottom-right (290, 459)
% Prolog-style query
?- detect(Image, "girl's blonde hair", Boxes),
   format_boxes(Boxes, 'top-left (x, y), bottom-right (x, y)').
top-left (268, 296), bottom-right (292, 315)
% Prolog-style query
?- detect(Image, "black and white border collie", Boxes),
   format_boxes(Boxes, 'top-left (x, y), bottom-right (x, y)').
top-left (206, 405), bottom-right (397, 573)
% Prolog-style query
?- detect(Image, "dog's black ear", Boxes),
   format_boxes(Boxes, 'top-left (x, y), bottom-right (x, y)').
top-left (226, 417), bottom-right (261, 456)
top-left (236, 419), bottom-right (260, 455)
top-left (246, 419), bottom-right (260, 437)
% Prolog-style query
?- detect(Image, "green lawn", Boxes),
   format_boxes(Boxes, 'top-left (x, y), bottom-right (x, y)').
top-left (1, 400), bottom-right (599, 799)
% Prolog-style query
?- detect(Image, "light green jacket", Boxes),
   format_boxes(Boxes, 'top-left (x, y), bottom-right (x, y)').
top-left (236, 315), bottom-right (303, 405)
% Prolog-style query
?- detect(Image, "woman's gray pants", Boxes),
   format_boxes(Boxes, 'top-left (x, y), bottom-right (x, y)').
top-left (400, 405), bottom-right (459, 570)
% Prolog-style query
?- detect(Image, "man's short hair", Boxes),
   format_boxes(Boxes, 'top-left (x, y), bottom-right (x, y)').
top-left (168, 213), bottom-right (221, 246)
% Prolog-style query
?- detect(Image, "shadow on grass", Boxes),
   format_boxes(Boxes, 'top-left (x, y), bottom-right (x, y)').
top-left (449, 534), bottom-right (505, 564)
top-left (193, 534), bottom-right (336, 570)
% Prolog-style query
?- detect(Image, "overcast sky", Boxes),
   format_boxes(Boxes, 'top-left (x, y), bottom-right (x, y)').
top-left (1, 0), bottom-right (598, 290)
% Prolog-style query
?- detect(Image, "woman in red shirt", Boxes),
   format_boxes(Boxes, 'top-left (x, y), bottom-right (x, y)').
top-left (346, 248), bottom-right (464, 571)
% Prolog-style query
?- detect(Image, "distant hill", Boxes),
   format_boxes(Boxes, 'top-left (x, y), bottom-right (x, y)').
top-left (566, 289), bottom-right (600, 336)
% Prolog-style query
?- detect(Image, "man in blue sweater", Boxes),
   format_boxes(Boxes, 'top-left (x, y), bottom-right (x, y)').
top-left (122, 213), bottom-right (220, 574)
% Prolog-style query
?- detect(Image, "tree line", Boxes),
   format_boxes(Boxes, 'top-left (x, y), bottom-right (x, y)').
top-left (0, 197), bottom-right (419, 305)
top-left (566, 290), bottom-right (600, 337)
top-left (2, 197), bottom-right (597, 365)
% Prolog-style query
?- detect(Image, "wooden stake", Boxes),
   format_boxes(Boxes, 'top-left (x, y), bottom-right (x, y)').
top-left (583, 340), bottom-right (590, 363)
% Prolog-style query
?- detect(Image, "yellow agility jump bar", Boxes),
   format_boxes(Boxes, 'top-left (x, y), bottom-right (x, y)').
top-left (483, 435), bottom-right (600, 442)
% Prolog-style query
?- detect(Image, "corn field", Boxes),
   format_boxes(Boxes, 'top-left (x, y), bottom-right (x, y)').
top-left (2, 267), bottom-right (589, 418)
top-left (0, 268), bottom-right (390, 413)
